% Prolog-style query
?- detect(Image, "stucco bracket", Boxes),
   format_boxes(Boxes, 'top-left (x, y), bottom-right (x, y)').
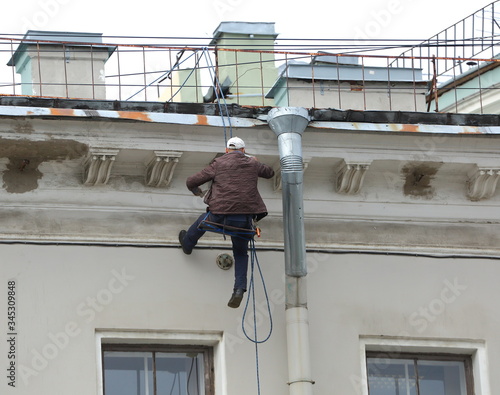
top-left (273, 158), bottom-right (310, 192)
top-left (145, 151), bottom-right (183, 188)
top-left (467, 166), bottom-right (500, 201)
top-left (83, 148), bottom-right (119, 186)
top-left (334, 160), bottom-right (371, 195)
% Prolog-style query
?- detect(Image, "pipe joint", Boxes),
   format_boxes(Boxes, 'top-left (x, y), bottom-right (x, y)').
top-left (281, 155), bottom-right (303, 173)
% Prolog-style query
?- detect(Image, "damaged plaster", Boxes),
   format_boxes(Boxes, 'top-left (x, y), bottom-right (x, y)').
top-left (402, 162), bottom-right (442, 199)
top-left (0, 139), bottom-right (88, 193)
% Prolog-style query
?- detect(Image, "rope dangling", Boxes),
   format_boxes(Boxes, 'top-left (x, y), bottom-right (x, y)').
top-left (201, 47), bottom-right (233, 145)
top-left (241, 238), bottom-right (273, 395)
top-left (242, 238), bottom-right (273, 343)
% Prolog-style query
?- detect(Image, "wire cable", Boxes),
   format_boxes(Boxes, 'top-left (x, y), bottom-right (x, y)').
top-left (126, 48), bottom-right (198, 101)
top-left (166, 50), bottom-right (204, 103)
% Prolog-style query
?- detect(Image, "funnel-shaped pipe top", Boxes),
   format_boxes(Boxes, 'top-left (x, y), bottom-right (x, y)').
top-left (268, 107), bottom-right (310, 137)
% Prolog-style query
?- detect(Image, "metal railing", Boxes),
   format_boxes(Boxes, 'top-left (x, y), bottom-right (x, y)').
top-left (391, 1), bottom-right (500, 83)
top-left (1, 35), bottom-right (500, 114)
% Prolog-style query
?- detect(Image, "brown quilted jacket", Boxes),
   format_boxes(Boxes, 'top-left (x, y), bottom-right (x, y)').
top-left (186, 151), bottom-right (274, 215)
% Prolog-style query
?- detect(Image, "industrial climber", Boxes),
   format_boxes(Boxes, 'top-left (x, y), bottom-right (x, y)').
top-left (179, 137), bottom-right (274, 308)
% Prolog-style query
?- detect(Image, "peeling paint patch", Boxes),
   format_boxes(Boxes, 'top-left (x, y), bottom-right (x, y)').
top-left (50, 108), bottom-right (76, 117)
top-left (83, 109), bottom-right (101, 117)
top-left (3, 158), bottom-right (42, 193)
top-left (402, 162), bottom-right (442, 199)
top-left (118, 111), bottom-right (152, 122)
top-left (0, 139), bottom-right (88, 194)
top-left (196, 114), bottom-right (209, 125)
top-left (460, 126), bottom-right (483, 134)
top-left (0, 138), bottom-right (88, 160)
top-left (13, 120), bottom-right (34, 134)
top-left (400, 124), bottom-right (420, 133)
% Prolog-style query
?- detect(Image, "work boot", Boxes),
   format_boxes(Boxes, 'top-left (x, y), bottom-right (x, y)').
top-left (227, 288), bottom-right (245, 308)
top-left (178, 230), bottom-right (192, 255)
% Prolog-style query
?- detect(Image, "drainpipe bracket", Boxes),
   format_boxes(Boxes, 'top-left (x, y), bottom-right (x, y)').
top-left (286, 379), bottom-right (316, 385)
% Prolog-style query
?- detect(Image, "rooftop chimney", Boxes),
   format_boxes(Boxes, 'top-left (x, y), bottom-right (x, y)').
top-left (7, 30), bottom-right (115, 99)
top-left (207, 22), bottom-right (278, 106)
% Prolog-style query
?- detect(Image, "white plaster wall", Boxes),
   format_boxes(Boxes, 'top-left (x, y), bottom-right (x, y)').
top-left (25, 45), bottom-right (110, 99)
top-left (286, 80), bottom-right (428, 111)
top-left (0, 110), bottom-right (500, 394)
top-left (0, 244), bottom-right (288, 395)
top-left (1, 246), bottom-right (499, 394)
top-left (308, 252), bottom-right (499, 395)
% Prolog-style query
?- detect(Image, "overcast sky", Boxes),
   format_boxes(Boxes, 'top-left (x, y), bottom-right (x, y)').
top-left (1, 0), bottom-right (494, 42)
top-left (0, 0), bottom-right (495, 99)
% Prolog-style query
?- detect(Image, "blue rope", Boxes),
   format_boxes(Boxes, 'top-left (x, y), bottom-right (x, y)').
top-left (198, 215), bottom-right (273, 395)
top-left (166, 50), bottom-right (204, 103)
top-left (242, 238), bottom-right (273, 343)
top-left (251, 251), bottom-right (261, 395)
top-left (241, 238), bottom-right (273, 395)
top-left (201, 47), bottom-right (233, 145)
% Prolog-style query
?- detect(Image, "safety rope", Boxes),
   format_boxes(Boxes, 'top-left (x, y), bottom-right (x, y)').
top-left (196, 52), bottom-right (266, 388)
top-left (201, 47), bottom-right (233, 145)
top-left (242, 238), bottom-right (273, 344)
top-left (198, 215), bottom-right (273, 395)
top-left (242, 238), bottom-right (273, 395)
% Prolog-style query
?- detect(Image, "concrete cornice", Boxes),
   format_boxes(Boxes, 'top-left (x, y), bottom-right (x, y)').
top-left (0, 207), bottom-right (499, 256)
top-left (0, 101), bottom-right (499, 252)
top-left (0, 105), bottom-right (267, 128)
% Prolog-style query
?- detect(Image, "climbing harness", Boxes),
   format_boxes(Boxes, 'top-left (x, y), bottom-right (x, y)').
top-left (197, 212), bottom-right (260, 239)
top-left (198, 212), bottom-right (273, 395)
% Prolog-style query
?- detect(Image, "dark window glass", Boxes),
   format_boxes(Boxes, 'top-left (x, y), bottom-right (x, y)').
top-left (367, 353), bottom-right (472, 395)
top-left (103, 345), bottom-right (213, 395)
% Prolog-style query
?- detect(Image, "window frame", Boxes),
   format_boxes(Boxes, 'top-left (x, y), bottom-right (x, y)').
top-left (366, 351), bottom-right (474, 395)
top-left (102, 343), bottom-right (215, 395)
top-left (358, 337), bottom-right (490, 395)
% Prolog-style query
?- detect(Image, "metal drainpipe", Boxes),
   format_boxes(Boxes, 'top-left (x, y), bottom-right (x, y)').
top-left (268, 107), bottom-right (314, 395)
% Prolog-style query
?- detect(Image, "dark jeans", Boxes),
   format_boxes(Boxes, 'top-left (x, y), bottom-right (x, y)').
top-left (184, 213), bottom-right (253, 291)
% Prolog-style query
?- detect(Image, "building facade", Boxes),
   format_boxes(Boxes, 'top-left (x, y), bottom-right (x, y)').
top-left (1, 24), bottom-right (500, 395)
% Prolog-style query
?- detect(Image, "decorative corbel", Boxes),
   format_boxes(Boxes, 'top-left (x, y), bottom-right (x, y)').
top-left (145, 151), bottom-right (183, 188)
top-left (467, 166), bottom-right (500, 201)
top-left (83, 149), bottom-right (119, 186)
top-left (273, 162), bottom-right (282, 192)
top-left (334, 160), bottom-right (371, 195)
top-left (273, 158), bottom-right (310, 192)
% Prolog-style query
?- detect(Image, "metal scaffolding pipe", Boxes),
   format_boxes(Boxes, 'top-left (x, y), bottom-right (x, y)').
top-left (268, 107), bottom-right (314, 395)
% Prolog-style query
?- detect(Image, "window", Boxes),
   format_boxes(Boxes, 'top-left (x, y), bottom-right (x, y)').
top-left (102, 344), bottom-right (214, 395)
top-left (366, 352), bottom-right (474, 395)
